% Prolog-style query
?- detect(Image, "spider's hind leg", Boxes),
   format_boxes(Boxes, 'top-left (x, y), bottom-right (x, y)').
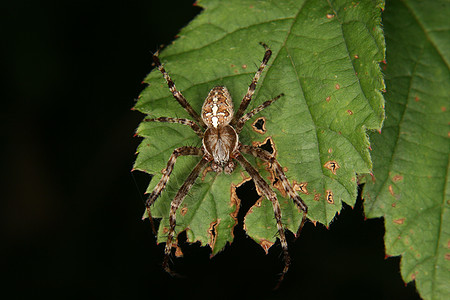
top-left (233, 151), bottom-right (290, 289)
top-left (240, 144), bottom-right (308, 239)
top-left (145, 146), bottom-right (203, 235)
top-left (162, 158), bottom-right (209, 274)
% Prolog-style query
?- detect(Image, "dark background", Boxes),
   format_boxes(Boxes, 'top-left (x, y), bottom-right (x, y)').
top-left (2, 1), bottom-right (420, 299)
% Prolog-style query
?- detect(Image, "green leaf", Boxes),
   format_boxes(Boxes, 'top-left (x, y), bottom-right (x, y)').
top-left (134, 0), bottom-right (385, 256)
top-left (363, 1), bottom-right (450, 299)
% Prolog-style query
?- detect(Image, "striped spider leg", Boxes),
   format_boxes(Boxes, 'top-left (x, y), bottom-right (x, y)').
top-left (231, 42), bottom-right (273, 125)
top-left (240, 144), bottom-right (308, 238)
top-left (143, 145), bottom-right (203, 235)
top-left (152, 52), bottom-right (206, 128)
top-left (142, 43), bottom-right (307, 288)
top-left (144, 50), bottom-right (207, 234)
top-left (233, 150), bottom-right (292, 288)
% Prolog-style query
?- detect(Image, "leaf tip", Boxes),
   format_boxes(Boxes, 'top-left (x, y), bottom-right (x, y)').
top-left (259, 239), bottom-right (274, 254)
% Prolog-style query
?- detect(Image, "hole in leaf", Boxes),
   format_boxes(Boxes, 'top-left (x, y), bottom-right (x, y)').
top-left (234, 179), bottom-right (260, 238)
top-left (252, 117), bottom-right (266, 134)
top-left (256, 137), bottom-right (274, 154)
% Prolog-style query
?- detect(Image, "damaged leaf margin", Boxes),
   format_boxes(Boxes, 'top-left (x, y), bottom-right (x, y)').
top-left (134, 0), bottom-right (385, 258)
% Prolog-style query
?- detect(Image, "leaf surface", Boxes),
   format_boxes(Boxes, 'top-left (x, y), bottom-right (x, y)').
top-left (363, 1), bottom-right (450, 299)
top-left (134, 0), bottom-right (385, 255)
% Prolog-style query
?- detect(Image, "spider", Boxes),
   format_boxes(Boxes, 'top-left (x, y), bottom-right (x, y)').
top-left (144, 43), bottom-right (308, 285)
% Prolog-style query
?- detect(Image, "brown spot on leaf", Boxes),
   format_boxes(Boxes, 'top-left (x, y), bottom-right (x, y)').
top-left (354, 54), bottom-right (359, 59)
top-left (392, 203), bottom-right (396, 207)
top-left (393, 218), bottom-right (405, 225)
top-left (328, 148), bottom-right (333, 153)
top-left (324, 160), bottom-right (340, 175)
top-left (252, 117), bottom-right (267, 134)
top-left (392, 174), bottom-right (403, 182)
top-left (445, 253), bottom-right (450, 260)
top-left (230, 64), bottom-right (235, 68)
top-left (180, 206), bottom-right (188, 216)
top-left (388, 185), bottom-right (395, 197)
top-left (411, 271), bottom-right (418, 280)
top-left (293, 181), bottom-right (309, 195)
top-left (326, 190), bottom-right (334, 204)
top-left (441, 106), bottom-right (447, 112)
top-left (260, 239), bottom-right (275, 254)
top-left (314, 193), bottom-right (321, 201)
top-left (326, 96), bottom-right (331, 102)
top-left (326, 13), bottom-right (334, 19)
top-left (242, 64), bottom-right (247, 69)
top-left (347, 110), bottom-right (353, 115)
top-left (335, 83), bottom-right (340, 90)
top-left (201, 166), bottom-right (213, 180)
top-left (414, 96), bottom-right (420, 102)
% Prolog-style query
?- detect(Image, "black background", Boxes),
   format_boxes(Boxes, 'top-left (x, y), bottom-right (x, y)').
top-left (2, 1), bottom-right (421, 299)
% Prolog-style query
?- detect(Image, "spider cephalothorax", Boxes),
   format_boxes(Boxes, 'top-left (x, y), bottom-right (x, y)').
top-left (143, 43), bottom-right (308, 287)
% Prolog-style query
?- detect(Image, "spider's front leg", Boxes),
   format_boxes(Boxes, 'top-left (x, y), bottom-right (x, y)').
top-left (233, 151), bottom-right (290, 288)
top-left (152, 53), bottom-right (206, 128)
top-left (234, 93), bottom-right (284, 134)
top-left (232, 42), bottom-right (272, 125)
top-left (145, 146), bottom-right (203, 235)
top-left (162, 158), bottom-right (209, 274)
top-left (240, 144), bottom-right (308, 239)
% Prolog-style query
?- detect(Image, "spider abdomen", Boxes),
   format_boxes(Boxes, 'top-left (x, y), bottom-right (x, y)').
top-left (202, 125), bottom-right (238, 172)
top-left (201, 86), bottom-right (234, 128)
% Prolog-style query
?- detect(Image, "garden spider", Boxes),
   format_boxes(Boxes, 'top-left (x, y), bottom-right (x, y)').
top-left (144, 43), bottom-right (308, 285)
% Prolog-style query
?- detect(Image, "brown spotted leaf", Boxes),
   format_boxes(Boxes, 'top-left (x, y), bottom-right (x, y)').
top-left (363, 1), bottom-right (450, 299)
top-left (134, 0), bottom-right (385, 257)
